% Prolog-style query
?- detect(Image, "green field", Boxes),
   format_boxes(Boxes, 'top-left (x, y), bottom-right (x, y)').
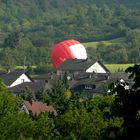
top-left (15, 66), bottom-right (37, 69)
top-left (105, 64), bottom-right (134, 73)
top-left (16, 64), bottom-right (134, 73)
top-left (83, 37), bottom-right (125, 49)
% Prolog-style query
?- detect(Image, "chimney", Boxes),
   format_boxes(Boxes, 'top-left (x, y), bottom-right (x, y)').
top-left (29, 100), bottom-right (32, 106)
top-left (7, 69), bottom-right (11, 74)
top-left (58, 74), bottom-right (61, 80)
top-left (89, 74), bottom-right (92, 79)
top-left (50, 73), bottom-right (53, 80)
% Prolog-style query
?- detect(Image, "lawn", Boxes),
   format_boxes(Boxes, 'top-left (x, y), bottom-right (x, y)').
top-left (105, 64), bottom-right (134, 73)
top-left (16, 64), bottom-right (134, 73)
top-left (15, 65), bottom-right (37, 69)
top-left (83, 37), bottom-right (125, 49)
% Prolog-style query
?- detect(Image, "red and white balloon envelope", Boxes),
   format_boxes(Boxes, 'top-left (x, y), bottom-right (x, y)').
top-left (52, 39), bottom-right (87, 70)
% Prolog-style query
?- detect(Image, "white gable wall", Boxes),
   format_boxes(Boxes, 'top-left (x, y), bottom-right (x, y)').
top-left (21, 105), bottom-right (29, 114)
top-left (9, 73), bottom-right (31, 87)
top-left (86, 62), bottom-right (107, 73)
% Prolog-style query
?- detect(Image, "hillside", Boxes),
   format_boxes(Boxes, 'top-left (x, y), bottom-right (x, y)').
top-left (83, 37), bottom-right (125, 49)
top-left (0, 0), bottom-right (140, 69)
top-left (0, 0), bottom-right (140, 43)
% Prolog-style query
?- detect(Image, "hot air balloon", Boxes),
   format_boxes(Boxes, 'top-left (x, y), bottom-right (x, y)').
top-left (52, 39), bottom-right (87, 70)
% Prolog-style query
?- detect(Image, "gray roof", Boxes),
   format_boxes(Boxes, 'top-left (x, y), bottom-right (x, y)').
top-left (58, 59), bottom-right (93, 71)
top-left (0, 70), bottom-right (6, 75)
top-left (69, 76), bottom-right (107, 88)
top-left (73, 72), bottom-right (109, 80)
top-left (107, 72), bottom-right (130, 84)
top-left (69, 78), bottom-right (107, 94)
top-left (96, 61), bottom-right (110, 73)
top-left (9, 81), bottom-right (51, 93)
top-left (0, 71), bottom-right (32, 86)
top-left (58, 59), bottom-right (110, 73)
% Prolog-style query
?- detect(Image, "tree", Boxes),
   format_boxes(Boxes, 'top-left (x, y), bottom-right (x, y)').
top-left (54, 95), bottom-right (123, 140)
top-left (31, 113), bottom-right (57, 140)
top-left (46, 80), bottom-right (72, 114)
top-left (109, 64), bottom-right (140, 139)
top-left (0, 80), bottom-right (20, 116)
top-left (0, 80), bottom-right (33, 139)
top-left (2, 32), bottom-right (23, 49)
top-left (0, 80), bottom-right (57, 139)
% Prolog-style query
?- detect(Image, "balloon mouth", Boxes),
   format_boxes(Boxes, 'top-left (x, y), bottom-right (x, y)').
top-left (59, 57), bottom-right (66, 62)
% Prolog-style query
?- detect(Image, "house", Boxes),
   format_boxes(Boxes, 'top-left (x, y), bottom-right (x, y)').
top-left (22, 100), bottom-right (57, 116)
top-left (58, 59), bottom-right (109, 73)
top-left (107, 72), bottom-right (130, 85)
top-left (57, 59), bottom-right (110, 79)
top-left (0, 60), bottom-right (110, 98)
top-left (107, 72), bottom-right (131, 93)
top-left (33, 72), bottom-right (56, 82)
top-left (9, 80), bottom-right (51, 94)
top-left (0, 71), bottom-right (32, 88)
top-left (69, 73), bottom-right (108, 97)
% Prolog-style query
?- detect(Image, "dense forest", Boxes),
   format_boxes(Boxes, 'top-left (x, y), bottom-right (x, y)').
top-left (0, 0), bottom-right (140, 69)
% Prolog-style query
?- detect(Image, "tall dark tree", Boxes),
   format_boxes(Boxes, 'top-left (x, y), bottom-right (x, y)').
top-left (2, 32), bottom-right (22, 49)
top-left (110, 64), bottom-right (140, 140)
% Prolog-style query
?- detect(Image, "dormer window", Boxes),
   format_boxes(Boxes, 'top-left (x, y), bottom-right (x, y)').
top-left (85, 85), bottom-right (92, 90)
top-left (85, 84), bottom-right (96, 90)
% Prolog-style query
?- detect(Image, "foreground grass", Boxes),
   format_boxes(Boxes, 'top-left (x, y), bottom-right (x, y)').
top-left (83, 37), bottom-right (125, 49)
top-left (105, 64), bottom-right (134, 73)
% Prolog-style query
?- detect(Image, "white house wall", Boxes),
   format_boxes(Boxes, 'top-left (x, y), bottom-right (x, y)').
top-left (9, 73), bottom-right (31, 87)
top-left (21, 105), bottom-right (29, 114)
top-left (86, 62), bottom-right (107, 73)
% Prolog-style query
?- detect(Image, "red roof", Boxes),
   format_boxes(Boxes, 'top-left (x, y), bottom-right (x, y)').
top-left (24, 101), bottom-right (57, 115)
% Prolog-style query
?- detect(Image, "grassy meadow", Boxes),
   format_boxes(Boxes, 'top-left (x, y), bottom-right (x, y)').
top-left (83, 37), bottom-right (125, 49)
top-left (0, 64), bottom-right (135, 74)
top-left (105, 64), bottom-right (134, 73)
top-left (16, 64), bottom-right (134, 73)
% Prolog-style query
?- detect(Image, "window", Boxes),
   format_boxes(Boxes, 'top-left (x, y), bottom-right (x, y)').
top-left (85, 84), bottom-right (96, 90)
top-left (85, 85), bottom-right (92, 90)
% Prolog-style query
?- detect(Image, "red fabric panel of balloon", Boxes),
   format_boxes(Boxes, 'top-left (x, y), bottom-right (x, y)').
top-left (51, 39), bottom-right (87, 70)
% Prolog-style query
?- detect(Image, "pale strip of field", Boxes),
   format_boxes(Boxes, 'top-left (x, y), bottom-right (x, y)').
top-left (16, 64), bottom-right (134, 73)
top-left (0, 64), bottom-right (135, 74)
top-left (83, 37), bottom-right (125, 49)
top-left (105, 64), bottom-right (134, 73)
top-left (15, 66), bottom-right (37, 69)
